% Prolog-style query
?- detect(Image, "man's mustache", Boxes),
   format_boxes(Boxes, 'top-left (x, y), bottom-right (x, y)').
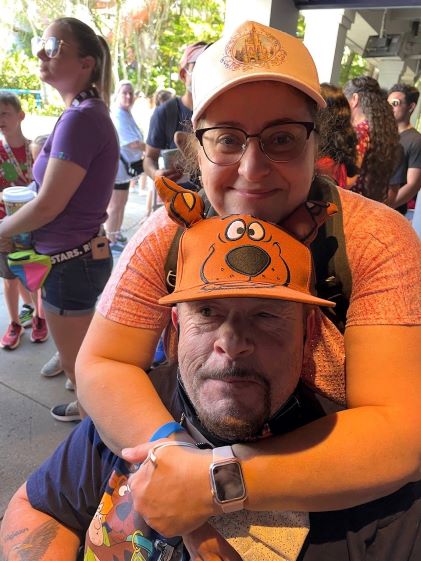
top-left (197, 365), bottom-right (270, 389)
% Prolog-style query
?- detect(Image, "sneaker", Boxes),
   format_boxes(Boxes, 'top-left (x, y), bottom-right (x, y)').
top-left (30, 316), bottom-right (48, 343)
top-left (18, 304), bottom-right (34, 328)
top-left (110, 241), bottom-right (126, 253)
top-left (40, 351), bottom-right (64, 377)
top-left (115, 231), bottom-right (127, 244)
top-left (50, 401), bottom-right (80, 422)
top-left (0, 322), bottom-right (24, 350)
top-left (65, 378), bottom-right (75, 391)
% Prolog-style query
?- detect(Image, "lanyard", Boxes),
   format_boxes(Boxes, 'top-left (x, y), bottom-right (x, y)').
top-left (1, 139), bottom-right (33, 185)
top-left (71, 86), bottom-right (100, 107)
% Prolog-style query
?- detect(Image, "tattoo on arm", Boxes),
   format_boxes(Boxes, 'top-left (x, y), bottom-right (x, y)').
top-left (2, 520), bottom-right (60, 561)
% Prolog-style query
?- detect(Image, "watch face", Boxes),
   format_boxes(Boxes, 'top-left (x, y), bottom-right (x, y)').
top-left (212, 462), bottom-right (246, 502)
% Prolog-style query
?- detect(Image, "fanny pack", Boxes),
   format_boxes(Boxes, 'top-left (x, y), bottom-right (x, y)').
top-left (7, 250), bottom-right (52, 292)
top-left (120, 154), bottom-right (143, 178)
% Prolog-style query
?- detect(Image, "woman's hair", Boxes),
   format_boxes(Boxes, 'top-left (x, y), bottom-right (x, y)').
top-left (54, 17), bottom-right (113, 107)
top-left (115, 80), bottom-right (133, 94)
top-left (317, 83), bottom-right (358, 177)
top-left (343, 76), bottom-right (400, 202)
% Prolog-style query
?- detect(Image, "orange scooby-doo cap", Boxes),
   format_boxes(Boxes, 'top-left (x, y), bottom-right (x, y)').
top-left (156, 176), bottom-right (335, 307)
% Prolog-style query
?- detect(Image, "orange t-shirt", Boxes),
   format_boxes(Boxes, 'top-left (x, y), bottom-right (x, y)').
top-left (98, 188), bottom-right (421, 405)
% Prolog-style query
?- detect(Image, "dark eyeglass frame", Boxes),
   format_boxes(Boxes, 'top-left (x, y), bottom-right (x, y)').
top-left (32, 36), bottom-right (70, 59)
top-left (195, 121), bottom-right (316, 165)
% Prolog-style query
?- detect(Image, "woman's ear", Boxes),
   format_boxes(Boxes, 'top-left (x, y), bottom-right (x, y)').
top-left (81, 55), bottom-right (95, 72)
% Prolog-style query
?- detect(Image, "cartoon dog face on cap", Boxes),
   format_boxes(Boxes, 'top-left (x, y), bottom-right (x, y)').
top-left (200, 215), bottom-right (290, 289)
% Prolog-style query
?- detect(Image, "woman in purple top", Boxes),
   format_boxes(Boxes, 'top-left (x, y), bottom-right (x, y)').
top-left (0, 17), bottom-right (119, 421)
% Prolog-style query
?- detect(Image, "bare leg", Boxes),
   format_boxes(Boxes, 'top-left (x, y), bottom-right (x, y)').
top-left (18, 283), bottom-right (32, 306)
top-left (43, 309), bottom-right (93, 417)
top-left (105, 188), bottom-right (129, 243)
top-left (3, 278), bottom-right (21, 323)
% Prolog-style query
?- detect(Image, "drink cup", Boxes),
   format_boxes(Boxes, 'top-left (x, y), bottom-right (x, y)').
top-left (2, 186), bottom-right (36, 249)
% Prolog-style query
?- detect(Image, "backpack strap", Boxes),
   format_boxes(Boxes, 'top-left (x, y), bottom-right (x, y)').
top-left (162, 97), bottom-right (180, 149)
top-left (309, 176), bottom-right (352, 333)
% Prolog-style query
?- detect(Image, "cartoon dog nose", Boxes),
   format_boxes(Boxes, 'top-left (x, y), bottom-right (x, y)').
top-left (226, 246), bottom-right (270, 276)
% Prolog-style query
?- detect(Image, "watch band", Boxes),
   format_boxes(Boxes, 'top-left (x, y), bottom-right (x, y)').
top-left (212, 445), bottom-right (235, 462)
top-left (210, 445), bottom-right (247, 513)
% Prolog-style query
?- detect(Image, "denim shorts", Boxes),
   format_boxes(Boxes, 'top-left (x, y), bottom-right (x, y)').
top-left (41, 253), bottom-right (113, 316)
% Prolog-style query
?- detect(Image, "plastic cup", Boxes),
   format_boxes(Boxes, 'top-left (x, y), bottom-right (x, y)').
top-left (2, 186), bottom-right (36, 248)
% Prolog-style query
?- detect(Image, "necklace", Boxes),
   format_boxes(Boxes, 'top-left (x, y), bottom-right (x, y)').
top-left (1, 138), bottom-right (33, 185)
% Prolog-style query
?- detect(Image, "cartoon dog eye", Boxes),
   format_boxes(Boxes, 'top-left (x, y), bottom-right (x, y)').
top-left (247, 222), bottom-right (265, 241)
top-left (226, 219), bottom-right (246, 241)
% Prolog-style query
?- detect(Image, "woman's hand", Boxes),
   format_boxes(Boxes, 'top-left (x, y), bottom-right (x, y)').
top-left (183, 523), bottom-right (243, 561)
top-left (123, 441), bottom-right (216, 536)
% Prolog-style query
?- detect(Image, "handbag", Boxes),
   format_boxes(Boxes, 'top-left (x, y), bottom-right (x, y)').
top-left (8, 249), bottom-right (52, 292)
top-left (119, 154), bottom-right (143, 178)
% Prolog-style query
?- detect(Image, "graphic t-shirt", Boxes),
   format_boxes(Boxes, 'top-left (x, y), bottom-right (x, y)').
top-left (0, 139), bottom-right (32, 218)
top-left (0, 140), bottom-right (32, 190)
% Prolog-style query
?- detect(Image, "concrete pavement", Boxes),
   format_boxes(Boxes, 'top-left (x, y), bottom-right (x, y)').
top-left (0, 188), bottom-right (149, 520)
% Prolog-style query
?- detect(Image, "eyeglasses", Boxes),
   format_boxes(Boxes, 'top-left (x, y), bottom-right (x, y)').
top-left (388, 99), bottom-right (403, 107)
top-left (195, 122), bottom-right (316, 166)
top-left (31, 36), bottom-right (70, 59)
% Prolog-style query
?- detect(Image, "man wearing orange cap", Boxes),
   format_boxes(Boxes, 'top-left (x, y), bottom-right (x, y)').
top-left (3, 199), bottom-right (421, 560)
top-left (143, 41), bottom-right (208, 187)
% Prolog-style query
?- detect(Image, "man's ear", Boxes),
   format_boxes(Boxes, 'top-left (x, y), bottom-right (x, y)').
top-left (303, 308), bottom-right (316, 359)
top-left (18, 110), bottom-right (25, 123)
top-left (171, 306), bottom-right (179, 332)
top-left (409, 102), bottom-right (416, 115)
top-left (350, 92), bottom-right (359, 109)
top-left (179, 67), bottom-right (187, 84)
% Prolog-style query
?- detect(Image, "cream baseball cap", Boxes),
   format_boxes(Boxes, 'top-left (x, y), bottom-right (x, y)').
top-left (191, 20), bottom-right (325, 127)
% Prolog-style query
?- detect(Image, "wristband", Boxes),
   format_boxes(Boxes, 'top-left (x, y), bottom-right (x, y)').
top-left (150, 421), bottom-right (186, 442)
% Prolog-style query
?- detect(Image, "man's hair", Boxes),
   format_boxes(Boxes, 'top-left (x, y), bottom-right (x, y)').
top-left (0, 92), bottom-right (22, 112)
top-left (388, 83), bottom-right (420, 106)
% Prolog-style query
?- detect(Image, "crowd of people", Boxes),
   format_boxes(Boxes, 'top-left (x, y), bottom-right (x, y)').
top-left (0, 15), bottom-right (420, 561)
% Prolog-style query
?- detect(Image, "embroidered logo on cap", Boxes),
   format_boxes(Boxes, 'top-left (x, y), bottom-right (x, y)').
top-left (221, 22), bottom-right (287, 71)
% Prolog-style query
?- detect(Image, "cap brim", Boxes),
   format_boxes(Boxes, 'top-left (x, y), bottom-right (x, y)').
top-left (159, 283), bottom-right (334, 307)
top-left (192, 72), bottom-right (326, 127)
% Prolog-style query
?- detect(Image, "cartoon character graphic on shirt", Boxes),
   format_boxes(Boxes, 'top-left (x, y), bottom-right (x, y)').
top-left (84, 469), bottom-right (154, 560)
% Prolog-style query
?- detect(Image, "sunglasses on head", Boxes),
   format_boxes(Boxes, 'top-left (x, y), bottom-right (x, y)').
top-left (388, 99), bottom-right (403, 107)
top-left (31, 36), bottom-right (69, 59)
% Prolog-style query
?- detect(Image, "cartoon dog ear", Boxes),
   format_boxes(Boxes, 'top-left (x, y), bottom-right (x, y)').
top-left (155, 176), bottom-right (205, 228)
top-left (281, 201), bottom-right (337, 246)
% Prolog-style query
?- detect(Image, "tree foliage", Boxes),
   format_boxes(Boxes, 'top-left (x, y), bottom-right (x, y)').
top-left (0, 0), bottom-right (226, 114)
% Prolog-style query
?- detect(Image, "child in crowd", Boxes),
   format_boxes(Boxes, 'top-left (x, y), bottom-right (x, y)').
top-left (0, 93), bottom-right (48, 349)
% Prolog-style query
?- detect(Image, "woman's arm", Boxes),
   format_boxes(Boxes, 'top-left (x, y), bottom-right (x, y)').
top-left (0, 483), bottom-right (80, 560)
top-left (0, 158), bottom-right (86, 237)
top-left (122, 325), bottom-right (421, 537)
top-left (76, 313), bottom-right (177, 454)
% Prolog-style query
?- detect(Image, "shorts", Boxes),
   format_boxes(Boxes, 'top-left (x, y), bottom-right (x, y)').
top-left (114, 181), bottom-right (130, 191)
top-left (42, 253), bottom-right (113, 316)
top-left (0, 252), bottom-right (16, 280)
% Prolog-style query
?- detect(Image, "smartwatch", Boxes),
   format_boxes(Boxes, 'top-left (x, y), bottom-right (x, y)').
top-left (209, 445), bottom-right (247, 513)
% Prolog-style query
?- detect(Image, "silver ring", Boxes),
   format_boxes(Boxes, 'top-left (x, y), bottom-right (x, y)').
top-left (143, 441), bottom-right (197, 469)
